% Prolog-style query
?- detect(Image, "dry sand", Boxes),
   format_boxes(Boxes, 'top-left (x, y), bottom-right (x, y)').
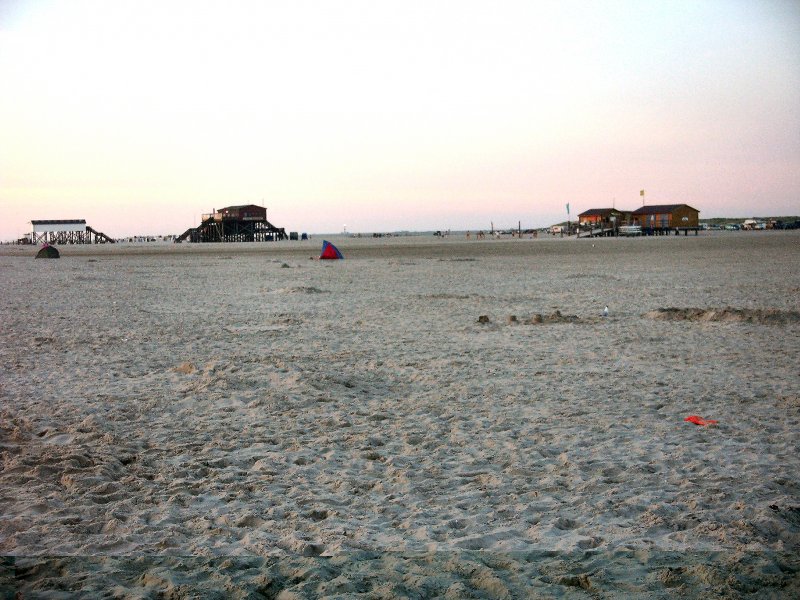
top-left (1, 232), bottom-right (798, 598)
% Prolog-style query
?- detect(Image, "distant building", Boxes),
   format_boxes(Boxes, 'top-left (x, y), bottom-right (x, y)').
top-left (176, 204), bottom-right (287, 243)
top-left (574, 203), bottom-right (701, 237)
top-left (30, 219), bottom-right (114, 244)
top-left (212, 205), bottom-right (267, 221)
top-left (577, 208), bottom-right (625, 228)
top-left (631, 204), bottom-right (700, 230)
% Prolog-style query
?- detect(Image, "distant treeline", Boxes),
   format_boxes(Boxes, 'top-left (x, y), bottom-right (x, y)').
top-left (701, 216), bottom-right (799, 224)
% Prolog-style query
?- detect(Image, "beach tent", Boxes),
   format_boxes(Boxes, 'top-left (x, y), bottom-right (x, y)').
top-left (35, 244), bottom-right (60, 259)
top-left (319, 240), bottom-right (344, 260)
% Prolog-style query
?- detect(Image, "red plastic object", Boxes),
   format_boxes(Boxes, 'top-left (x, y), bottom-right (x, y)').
top-left (685, 415), bottom-right (718, 426)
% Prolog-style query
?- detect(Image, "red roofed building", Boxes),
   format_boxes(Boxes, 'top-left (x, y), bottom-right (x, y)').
top-left (577, 208), bottom-right (625, 228)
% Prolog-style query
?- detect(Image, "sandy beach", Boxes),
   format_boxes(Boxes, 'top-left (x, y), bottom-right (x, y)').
top-left (1, 231), bottom-right (798, 597)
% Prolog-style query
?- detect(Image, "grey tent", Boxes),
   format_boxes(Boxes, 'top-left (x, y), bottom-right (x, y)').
top-left (35, 245), bottom-right (60, 259)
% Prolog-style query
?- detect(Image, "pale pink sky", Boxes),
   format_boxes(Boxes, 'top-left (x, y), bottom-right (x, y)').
top-left (1, 0), bottom-right (798, 240)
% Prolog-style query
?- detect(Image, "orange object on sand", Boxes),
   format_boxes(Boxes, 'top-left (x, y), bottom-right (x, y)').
top-left (685, 415), bottom-right (718, 426)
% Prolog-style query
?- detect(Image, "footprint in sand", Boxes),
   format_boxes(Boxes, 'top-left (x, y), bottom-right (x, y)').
top-left (554, 517), bottom-right (580, 531)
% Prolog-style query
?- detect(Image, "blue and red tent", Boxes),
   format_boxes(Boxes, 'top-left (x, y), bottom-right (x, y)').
top-left (319, 240), bottom-right (344, 260)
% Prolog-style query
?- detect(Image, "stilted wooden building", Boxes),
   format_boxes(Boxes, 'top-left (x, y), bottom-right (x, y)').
top-left (176, 205), bottom-right (287, 243)
top-left (631, 204), bottom-right (700, 235)
top-left (31, 220), bottom-right (115, 244)
top-left (576, 203), bottom-right (701, 237)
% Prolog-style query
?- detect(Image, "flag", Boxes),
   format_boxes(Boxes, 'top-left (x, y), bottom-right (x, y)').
top-left (640, 190), bottom-right (645, 196)
top-left (566, 203), bottom-right (570, 215)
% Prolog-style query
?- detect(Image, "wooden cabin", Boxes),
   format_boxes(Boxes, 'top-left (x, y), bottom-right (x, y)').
top-left (215, 205), bottom-right (267, 221)
top-left (578, 208), bottom-right (625, 228)
top-left (631, 204), bottom-right (700, 231)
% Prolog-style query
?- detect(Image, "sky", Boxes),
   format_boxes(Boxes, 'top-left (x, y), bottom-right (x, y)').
top-left (1, 0), bottom-right (798, 240)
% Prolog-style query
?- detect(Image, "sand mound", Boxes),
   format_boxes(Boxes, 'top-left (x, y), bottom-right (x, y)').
top-left (478, 310), bottom-right (594, 326)
top-left (644, 307), bottom-right (800, 324)
top-left (540, 310), bottom-right (581, 324)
